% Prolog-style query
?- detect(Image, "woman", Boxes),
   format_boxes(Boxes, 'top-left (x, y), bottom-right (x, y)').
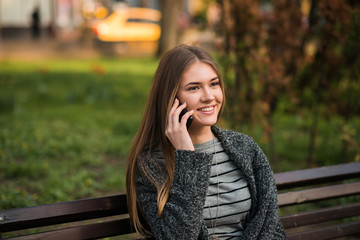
top-left (126, 45), bottom-right (285, 239)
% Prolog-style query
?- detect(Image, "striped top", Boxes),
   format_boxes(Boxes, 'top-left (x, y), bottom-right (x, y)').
top-left (194, 137), bottom-right (252, 239)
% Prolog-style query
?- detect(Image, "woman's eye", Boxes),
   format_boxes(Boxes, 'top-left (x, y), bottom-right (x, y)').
top-left (187, 86), bottom-right (199, 91)
top-left (211, 81), bottom-right (220, 87)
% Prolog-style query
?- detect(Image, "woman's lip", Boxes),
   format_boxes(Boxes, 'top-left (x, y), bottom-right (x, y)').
top-left (197, 105), bottom-right (216, 113)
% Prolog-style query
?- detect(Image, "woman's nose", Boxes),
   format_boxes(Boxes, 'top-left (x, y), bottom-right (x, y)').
top-left (200, 88), bottom-right (215, 102)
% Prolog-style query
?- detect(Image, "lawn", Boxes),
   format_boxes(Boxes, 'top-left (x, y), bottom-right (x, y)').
top-left (0, 58), bottom-right (157, 209)
top-left (1, 57), bottom-right (359, 210)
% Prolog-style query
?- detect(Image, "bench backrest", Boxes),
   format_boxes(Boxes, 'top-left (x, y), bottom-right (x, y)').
top-left (0, 195), bottom-right (131, 239)
top-left (276, 162), bottom-right (360, 240)
top-left (1, 162), bottom-right (360, 239)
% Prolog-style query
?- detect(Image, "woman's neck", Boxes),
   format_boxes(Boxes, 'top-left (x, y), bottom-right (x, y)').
top-left (188, 126), bottom-right (214, 145)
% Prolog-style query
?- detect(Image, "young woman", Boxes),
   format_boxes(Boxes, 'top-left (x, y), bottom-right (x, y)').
top-left (126, 45), bottom-right (285, 239)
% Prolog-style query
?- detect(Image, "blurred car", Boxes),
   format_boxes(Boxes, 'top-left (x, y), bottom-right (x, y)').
top-left (93, 7), bottom-right (161, 43)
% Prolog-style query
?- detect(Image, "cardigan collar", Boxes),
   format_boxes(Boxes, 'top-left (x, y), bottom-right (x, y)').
top-left (211, 126), bottom-right (254, 177)
top-left (211, 125), bottom-right (258, 211)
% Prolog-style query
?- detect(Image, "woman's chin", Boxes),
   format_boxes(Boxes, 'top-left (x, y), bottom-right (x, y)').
top-left (191, 119), bottom-right (218, 128)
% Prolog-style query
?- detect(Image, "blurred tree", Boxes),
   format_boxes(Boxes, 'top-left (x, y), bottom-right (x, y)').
top-left (296, 0), bottom-right (353, 166)
top-left (328, 4), bottom-right (360, 162)
top-left (156, 0), bottom-right (186, 56)
top-left (218, 0), bottom-right (304, 169)
top-left (217, 0), bottom-right (262, 125)
top-left (218, 0), bottom-right (360, 168)
top-left (259, 0), bottom-right (304, 168)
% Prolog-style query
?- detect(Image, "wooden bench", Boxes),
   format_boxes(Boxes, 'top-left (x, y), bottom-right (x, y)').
top-left (276, 162), bottom-right (360, 239)
top-left (1, 162), bottom-right (360, 240)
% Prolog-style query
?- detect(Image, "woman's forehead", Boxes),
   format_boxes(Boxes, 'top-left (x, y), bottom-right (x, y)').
top-left (180, 62), bottom-right (218, 84)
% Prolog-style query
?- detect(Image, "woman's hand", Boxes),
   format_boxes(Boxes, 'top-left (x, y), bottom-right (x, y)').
top-left (165, 99), bottom-right (194, 151)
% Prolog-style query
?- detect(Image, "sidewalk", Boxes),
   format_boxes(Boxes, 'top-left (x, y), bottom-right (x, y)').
top-left (0, 28), bottom-right (220, 60)
top-left (0, 38), bottom-right (99, 60)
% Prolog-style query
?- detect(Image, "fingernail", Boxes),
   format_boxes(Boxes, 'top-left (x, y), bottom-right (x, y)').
top-left (183, 102), bottom-right (186, 105)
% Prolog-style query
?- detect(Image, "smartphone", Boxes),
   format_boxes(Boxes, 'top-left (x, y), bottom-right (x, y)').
top-left (179, 107), bottom-right (193, 129)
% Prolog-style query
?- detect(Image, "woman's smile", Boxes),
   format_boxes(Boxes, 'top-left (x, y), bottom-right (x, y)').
top-left (197, 105), bottom-right (216, 115)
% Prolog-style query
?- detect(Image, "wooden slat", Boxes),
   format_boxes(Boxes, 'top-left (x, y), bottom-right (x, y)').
top-left (275, 162), bottom-right (360, 190)
top-left (287, 220), bottom-right (360, 240)
top-left (281, 202), bottom-right (360, 229)
top-left (278, 182), bottom-right (360, 207)
top-left (6, 219), bottom-right (134, 240)
top-left (0, 194), bottom-right (128, 232)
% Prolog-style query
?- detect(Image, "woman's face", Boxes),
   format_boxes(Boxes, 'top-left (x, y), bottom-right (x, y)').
top-left (176, 61), bottom-right (223, 129)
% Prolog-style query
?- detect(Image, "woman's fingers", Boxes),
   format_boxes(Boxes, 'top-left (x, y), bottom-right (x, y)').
top-left (180, 109), bottom-right (193, 127)
top-left (169, 98), bottom-right (180, 114)
top-left (167, 98), bottom-right (179, 130)
top-left (165, 99), bottom-right (194, 150)
top-left (169, 99), bottom-right (186, 127)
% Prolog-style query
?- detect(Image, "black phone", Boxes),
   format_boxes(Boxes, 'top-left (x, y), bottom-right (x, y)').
top-left (179, 107), bottom-right (193, 129)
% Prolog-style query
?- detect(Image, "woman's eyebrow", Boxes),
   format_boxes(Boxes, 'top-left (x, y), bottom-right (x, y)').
top-left (184, 77), bottom-right (219, 87)
top-left (184, 82), bottom-right (200, 87)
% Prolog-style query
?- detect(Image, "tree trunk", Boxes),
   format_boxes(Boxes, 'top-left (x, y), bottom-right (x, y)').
top-left (268, 114), bottom-right (279, 172)
top-left (156, 0), bottom-right (185, 57)
top-left (340, 119), bottom-right (349, 163)
top-left (307, 106), bottom-right (319, 167)
top-left (0, 0), bottom-right (2, 42)
top-left (140, 0), bottom-right (150, 8)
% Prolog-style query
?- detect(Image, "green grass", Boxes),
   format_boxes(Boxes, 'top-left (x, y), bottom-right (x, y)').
top-left (0, 58), bottom-right (157, 209)
top-left (1, 58), bottom-right (359, 211)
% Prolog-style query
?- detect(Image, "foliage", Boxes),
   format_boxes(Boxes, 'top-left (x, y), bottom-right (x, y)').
top-left (216, 0), bottom-right (360, 167)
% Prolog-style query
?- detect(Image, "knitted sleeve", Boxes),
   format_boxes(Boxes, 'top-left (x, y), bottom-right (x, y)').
top-left (243, 138), bottom-right (286, 240)
top-left (135, 149), bottom-right (212, 240)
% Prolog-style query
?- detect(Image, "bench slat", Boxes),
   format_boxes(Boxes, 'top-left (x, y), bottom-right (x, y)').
top-left (286, 220), bottom-right (360, 240)
top-left (281, 202), bottom-right (360, 228)
top-left (5, 219), bottom-right (133, 240)
top-left (278, 181), bottom-right (360, 207)
top-left (0, 195), bottom-right (128, 232)
top-left (275, 162), bottom-right (360, 190)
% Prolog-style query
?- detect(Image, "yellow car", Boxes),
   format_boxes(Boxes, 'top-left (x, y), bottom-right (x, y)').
top-left (94, 7), bottom-right (161, 42)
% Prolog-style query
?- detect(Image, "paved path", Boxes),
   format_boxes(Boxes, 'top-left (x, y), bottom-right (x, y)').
top-left (0, 27), bottom-right (218, 60)
top-left (0, 38), bottom-right (101, 60)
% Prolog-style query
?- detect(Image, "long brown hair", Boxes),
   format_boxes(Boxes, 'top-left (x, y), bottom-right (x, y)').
top-left (126, 44), bottom-right (225, 237)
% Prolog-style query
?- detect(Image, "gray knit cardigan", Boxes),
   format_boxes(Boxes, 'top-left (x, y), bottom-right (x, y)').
top-left (135, 126), bottom-right (286, 239)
